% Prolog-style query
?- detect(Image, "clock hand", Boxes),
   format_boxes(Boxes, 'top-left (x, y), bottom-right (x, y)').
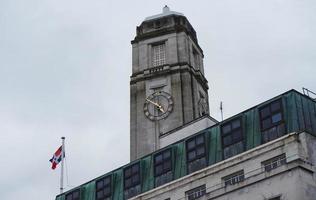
top-left (146, 98), bottom-right (160, 107)
top-left (146, 99), bottom-right (165, 113)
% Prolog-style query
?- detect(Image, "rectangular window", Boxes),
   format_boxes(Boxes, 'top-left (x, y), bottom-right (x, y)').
top-left (123, 162), bottom-right (141, 199)
top-left (154, 148), bottom-right (173, 187)
top-left (259, 99), bottom-right (286, 143)
top-left (262, 154), bottom-right (286, 172)
top-left (193, 48), bottom-right (200, 69)
top-left (221, 117), bottom-right (244, 159)
top-left (96, 175), bottom-right (111, 200)
top-left (222, 170), bottom-right (245, 186)
top-left (152, 43), bottom-right (166, 67)
top-left (186, 134), bottom-right (207, 174)
top-left (66, 189), bottom-right (80, 200)
top-left (185, 185), bottom-right (206, 200)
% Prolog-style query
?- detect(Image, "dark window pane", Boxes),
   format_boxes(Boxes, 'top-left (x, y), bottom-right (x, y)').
top-left (66, 195), bottom-right (72, 200)
top-left (155, 164), bottom-right (163, 175)
top-left (196, 135), bottom-right (204, 145)
top-left (188, 151), bottom-right (196, 161)
top-left (223, 146), bottom-right (232, 159)
top-left (196, 146), bottom-right (205, 156)
top-left (163, 160), bottom-right (172, 171)
top-left (104, 177), bottom-right (110, 185)
top-left (223, 135), bottom-right (232, 146)
top-left (96, 191), bottom-right (103, 199)
top-left (187, 140), bottom-right (195, 150)
top-left (164, 150), bottom-right (171, 159)
top-left (132, 164), bottom-right (139, 173)
top-left (222, 124), bottom-right (231, 134)
top-left (124, 168), bottom-right (131, 177)
top-left (262, 131), bottom-right (269, 143)
top-left (235, 141), bottom-right (244, 153)
top-left (96, 180), bottom-right (103, 190)
top-left (232, 120), bottom-right (241, 129)
top-left (125, 178), bottom-right (131, 188)
top-left (104, 187), bottom-right (111, 196)
top-left (155, 154), bottom-right (163, 164)
top-left (272, 113), bottom-right (282, 123)
top-left (232, 129), bottom-right (242, 142)
top-left (271, 101), bottom-right (281, 112)
top-left (73, 191), bottom-right (79, 198)
top-left (262, 118), bottom-right (271, 130)
top-left (260, 106), bottom-right (270, 118)
top-left (132, 174), bottom-right (140, 184)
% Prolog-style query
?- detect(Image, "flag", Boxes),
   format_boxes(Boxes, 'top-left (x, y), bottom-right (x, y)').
top-left (49, 146), bottom-right (64, 170)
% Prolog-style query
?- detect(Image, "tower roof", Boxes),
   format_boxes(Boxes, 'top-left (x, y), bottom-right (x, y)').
top-left (144, 6), bottom-right (184, 21)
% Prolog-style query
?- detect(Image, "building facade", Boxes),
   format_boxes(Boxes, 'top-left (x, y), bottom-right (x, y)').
top-left (55, 7), bottom-right (316, 200)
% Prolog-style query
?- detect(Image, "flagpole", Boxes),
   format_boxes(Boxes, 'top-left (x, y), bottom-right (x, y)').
top-left (60, 137), bottom-right (65, 194)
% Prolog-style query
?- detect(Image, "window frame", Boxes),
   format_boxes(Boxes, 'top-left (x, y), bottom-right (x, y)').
top-left (222, 170), bottom-right (245, 186)
top-left (221, 117), bottom-right (245, 159)
top-left (123, 162), bottom-right (141, 190)
top-left (65, 189), bottom-right (80, 200)
top-left (185, 133), bottom-right (207, 173)
top-left (192, 47), bottom-right (200, 69)
top-left (262, 154), bottom-right (286, 172)
top-left (95, 175), bottom-right (112, 200)
top-left (153, 148), bottom-right (173, 177)
top-left (259, 99), bottom-right (285, 132)
top-left (152, 42), bottom-right (166, 67)
top-left (185, 185), bottom-right (206, 200)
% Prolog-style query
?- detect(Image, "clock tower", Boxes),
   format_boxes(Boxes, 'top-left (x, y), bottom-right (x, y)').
top-left (130, 6), bottom-right (211, 160)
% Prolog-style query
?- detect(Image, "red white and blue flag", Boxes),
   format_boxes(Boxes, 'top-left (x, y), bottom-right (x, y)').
top-left (49, 146), bottom-right (64, 170)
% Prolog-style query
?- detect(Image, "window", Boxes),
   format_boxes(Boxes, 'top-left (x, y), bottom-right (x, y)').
top-left (222, 170), bottom-right (245, 186)
top-left (123, 162), bottom-right (141, 199)
top-left (152, 43), bottom-right (166, 67)
top-left (66, 189), bottom-right (80, 200)
top-left (185, 185), bottom-right (206, 200)
top-left (259, 99), bottom-right (286, 143)
top-left (186, 134), bottom-right (207, 174)
top-left (96, 175), bottom-right (111, 200)
top-left (221, 118), bottom-right (244, 159)
top-left (193, 48), bottom-right (200, 69)
top-left (262, 154), bottom-right (286, 172)
top-left (154, 148), bottom-right (173, 187)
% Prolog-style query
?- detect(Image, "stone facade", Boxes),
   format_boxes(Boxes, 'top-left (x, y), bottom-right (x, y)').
top-left (130, 7), bottom-right (211, 161)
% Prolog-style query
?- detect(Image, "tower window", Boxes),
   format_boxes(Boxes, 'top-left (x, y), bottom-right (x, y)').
top-left (123, 162), bottom-right (141, 199)
top-left (259, 99), bottom-right (285, 143)
top-left (66, 189), bottom-right (80, 200)
top-left (186, 134), bottom-right (207, 174)
top-left (222, 170), bottom-right (245, 186)
top-left (193, 48), bottom-right (200, 69)
top-left (96, 175), bottom-right (112, 200)
top-left (154, 148), bottom-right (173, 187)
top-left (221, 117), bottom-right (244, 159)
top-left (152, 43), bottom-right (166, 67)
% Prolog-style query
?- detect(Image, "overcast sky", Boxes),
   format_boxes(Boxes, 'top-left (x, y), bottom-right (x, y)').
top-left (0, 0), bottom-right (315, 199)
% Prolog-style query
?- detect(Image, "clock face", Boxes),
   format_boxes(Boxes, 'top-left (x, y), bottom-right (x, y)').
top-left (144, 91), bottom-right (174, 121)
